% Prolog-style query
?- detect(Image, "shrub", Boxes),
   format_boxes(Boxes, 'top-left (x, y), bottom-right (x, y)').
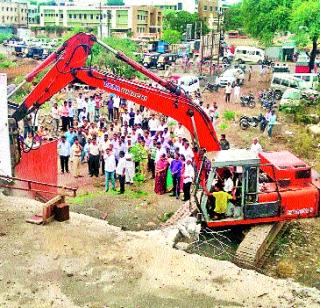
top-left (223, 110), bottom-right (236, 121)
top-left (219, 122), bottom-right (229, 131)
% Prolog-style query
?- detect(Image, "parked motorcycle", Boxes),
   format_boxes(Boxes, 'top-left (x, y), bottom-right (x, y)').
top-left (202, 82), bottom-right (219, 93)
top-left (240, 93), bottom-right (256, 108)
top-left (239, 114), bottom-right (265, 130)
top-left (261, 59), bottom-right (275, 67)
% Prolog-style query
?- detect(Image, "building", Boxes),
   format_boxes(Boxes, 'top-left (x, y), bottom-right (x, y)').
top-left (124, 0), bottom-right (198, 13)
top-left (198, 0), bottom-right (221, 30)
top-left (39, 5), bottom-right (162, 38)
top-left (0, 0), bottom-right (28, 27)
top-left (28, 4), bottom-right (40, 25)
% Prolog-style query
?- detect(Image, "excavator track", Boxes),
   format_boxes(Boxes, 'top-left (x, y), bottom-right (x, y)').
top-left (233, 222), bottom-right (287, 270)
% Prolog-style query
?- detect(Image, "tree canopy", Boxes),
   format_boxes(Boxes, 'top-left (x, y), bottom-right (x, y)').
top-left (90, 37), bottom-right (140, 78)
top-left (161, 29), bottom-right (182, 44)
top-left (163, 10), bottom-right (209, 39)
top-left (227, 0), bottom-right (319, 71)
top-left (223, 3), bottom-right (243, 31)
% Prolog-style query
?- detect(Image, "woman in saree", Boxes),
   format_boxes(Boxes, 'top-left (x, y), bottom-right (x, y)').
top-left (165, 152), bottom-right (173, 193)
top-left (154, 153), bottom-right (169, 195)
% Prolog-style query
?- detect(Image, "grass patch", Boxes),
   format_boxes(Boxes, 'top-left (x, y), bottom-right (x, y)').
top-left (67, 188), bottom-right (149, 205)
top-left (223, 110), bottom-right (236, 121)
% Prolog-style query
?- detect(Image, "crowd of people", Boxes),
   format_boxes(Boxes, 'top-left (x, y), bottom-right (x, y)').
top-left (46, 86), bottom-right (223, 201)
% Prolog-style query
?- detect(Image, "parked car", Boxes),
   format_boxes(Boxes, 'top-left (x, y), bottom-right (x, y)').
top-left (293, 73), bottom-right (319, 90)
top-left (26, 47), bottom-right (46, 60)
top-left (216, 68), bottom-right (245, 87)
top-left (279, 88), bottom-right (320, 109)
top-left (177, 75), bottom-right (200, 94)
top-left (270, 73), bottom-right (305, 99)
top-left (143, 52), bottom-right (160, 68)
top-left (234, 46), bottom-right (265, 64)
top-left (157, 53), bottom-right (178, 70)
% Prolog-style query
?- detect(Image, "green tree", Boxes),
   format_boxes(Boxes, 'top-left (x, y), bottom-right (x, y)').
top-left (290, 0), bottom-right (320, 72)
top-left (223, 3), bottom-right (243, 31)
top-left (241, 0), bottom-right (292, 45)
top-left (107, 0), bottom-right (124, 4)
top-left (161, 29), bottom-right (182, 44)
top-left (163, 10), bottom-right (209, 38)
top-left (90, 37), bottom-right (140, 78)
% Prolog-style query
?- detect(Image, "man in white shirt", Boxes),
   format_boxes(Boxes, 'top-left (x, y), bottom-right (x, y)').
top-left (88, 137), bottom-right (100, 177)
top-left (148, 114), bottom-right (159, 136)
top-left (134, 110), bottom-right (143, 125)
top-left (225, 82), bottom-right (232, 103)
top-left (99, 134), bottom-right (110, 174)
top-left (104, 147), bottom-right (116, 191)
top-left (57, 136), bottom-right (71, 173)
top-left (76, 93), bottom-right (84, 118)
top-left (51, 102), bottom-right (60, 135)
top-left (233, 84), bottom-right (241, 103)
top-left (116, 151), bottom-right (126, 194)
top-left (180, 141), bottom-right (194, 161)
top-left (113, 95), bottom-right (120, 120)
top-left (183, 158), bottom-right (195, 201)
top-left (78, 107), bottom-right (88, 124)
top-left (155, 142), bottom-right (166, 162)
top-left (174, 123), bottom-right (185, 137)
top-left (250, 137), bottom-right (263, 156)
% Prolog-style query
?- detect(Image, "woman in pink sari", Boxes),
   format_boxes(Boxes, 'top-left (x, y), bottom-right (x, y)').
top-left (154, 153), bottom-right (169, 195)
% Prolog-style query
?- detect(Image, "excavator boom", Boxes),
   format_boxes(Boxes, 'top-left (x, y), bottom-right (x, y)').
top-left (12, 32), bottom-right (220, 151)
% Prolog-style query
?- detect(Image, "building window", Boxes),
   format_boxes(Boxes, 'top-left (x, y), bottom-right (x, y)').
top-left (84, 14), bottom-right (87, 19)
top-left (204, 5), bottom-right (207, 11)
top-left (90, 14), bottom-right (93, 19)
top-left (210, 6), bottom-right (213, 11)
top-left (60, 14), bottom-right (63, 18)
top-left (69, 14), bottom-right (72, 18)
top-left (73, 14), bottom-right (76, 18)
top-left (79, 14), bottom-right (82, 19)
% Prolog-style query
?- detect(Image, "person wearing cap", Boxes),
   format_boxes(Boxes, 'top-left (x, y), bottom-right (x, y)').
top-left (57, 135), bottom-right (71, 174)
top-left (183, 158), bottom-right (195, 201)
top-left (88, 137), bottom-right (100, 177)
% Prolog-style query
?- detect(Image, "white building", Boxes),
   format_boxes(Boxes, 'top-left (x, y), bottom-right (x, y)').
top-left (124, 0), bottom-right (198, 13)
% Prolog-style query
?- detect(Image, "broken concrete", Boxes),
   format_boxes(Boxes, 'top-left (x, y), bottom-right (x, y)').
top-left (1, 195), bottom-right (320, 307)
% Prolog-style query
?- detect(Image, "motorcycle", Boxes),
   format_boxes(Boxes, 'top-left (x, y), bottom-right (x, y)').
top-left (260, 97), bottom-right (276, 110)
top-left (240, 93), bottom-right (256, 108)
top-left (261, 59), bottom-right (275, 67)
top-left (202, 82), bottom-right (219, 93)
top-left (239, 114), bottom-right (265, 130)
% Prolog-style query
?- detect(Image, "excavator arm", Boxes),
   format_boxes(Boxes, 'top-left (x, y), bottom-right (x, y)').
top-left (11, 32), bottom-right (220, 152)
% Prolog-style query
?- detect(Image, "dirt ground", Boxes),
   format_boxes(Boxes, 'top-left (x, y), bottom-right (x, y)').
top-left (1, 195), bottom-right (320, 308)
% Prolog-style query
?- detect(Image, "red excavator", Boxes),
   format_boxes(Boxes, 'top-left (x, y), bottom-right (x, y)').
top-left (9, 33), bottom-right (320, 269)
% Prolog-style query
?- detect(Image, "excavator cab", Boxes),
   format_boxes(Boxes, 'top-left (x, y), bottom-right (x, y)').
top-left (198, 149), bottom-right (281, 228)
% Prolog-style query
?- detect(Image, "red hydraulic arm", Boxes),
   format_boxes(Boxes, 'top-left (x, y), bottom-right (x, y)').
top-left (12, 33), bottom-right (220, 152)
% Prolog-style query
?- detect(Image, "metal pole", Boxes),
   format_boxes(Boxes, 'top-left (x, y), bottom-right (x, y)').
top-left (209, 29), bottom-right (214, 76)
top-left (200, 21), bottom-right (204, 75)
top-left (99, 0), bottom-right (103, 39)
top-left (217, 13), bottom-right (221, 66)
top-left (7, 80), bottom-right (27, 99)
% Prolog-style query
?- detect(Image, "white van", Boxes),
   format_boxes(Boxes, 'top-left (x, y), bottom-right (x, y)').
top-left (293, 73), bottom-right (319, 90)
top-left (270, 73), bottom-right (305, 99)
top-left (234, 46), bottom-right (265, 64)
top-left (177, 75), bottom-right (200, 93)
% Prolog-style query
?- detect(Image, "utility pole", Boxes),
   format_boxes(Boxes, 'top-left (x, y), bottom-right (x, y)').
top-left (209, 28), bottom-right (214, 76)
top-left (99, 0), bottom-right (103, 39)
top-left (200, 21), bottom-right (204, 75)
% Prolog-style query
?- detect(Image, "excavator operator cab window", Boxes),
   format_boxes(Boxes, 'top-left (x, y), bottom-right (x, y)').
top-left (244, 166), bottom-right (258, 204)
